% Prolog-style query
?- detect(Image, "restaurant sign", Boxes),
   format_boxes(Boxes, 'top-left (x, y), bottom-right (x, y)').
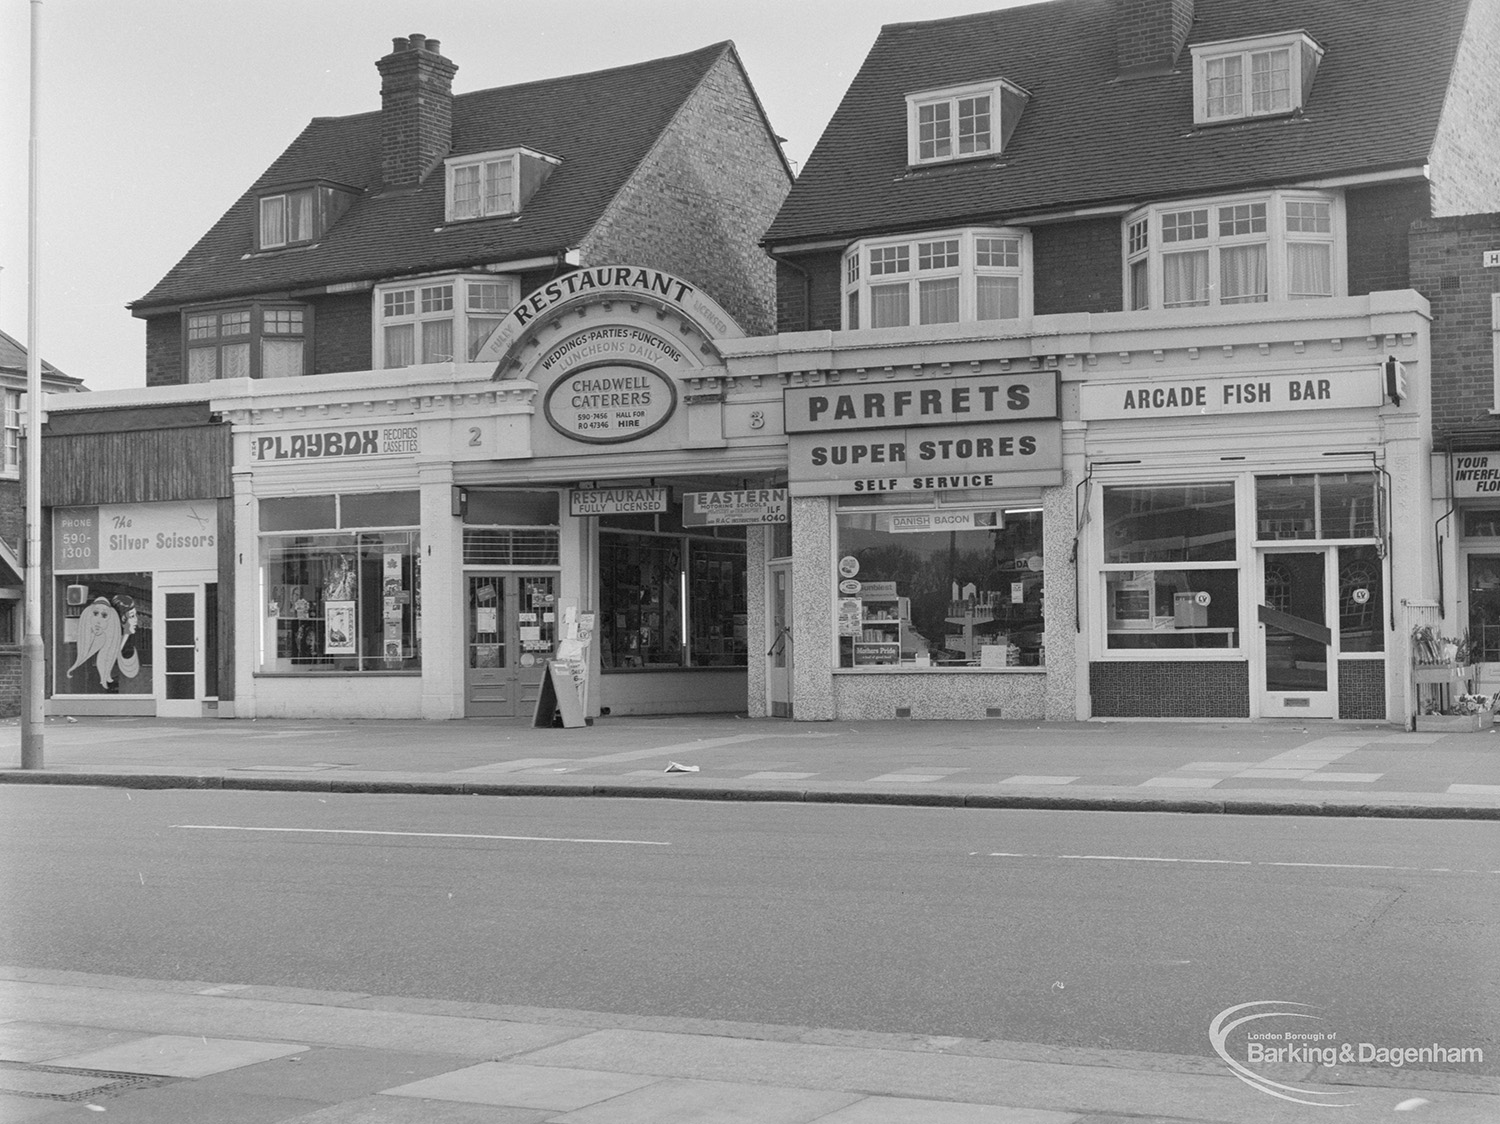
top-left (568, 486), bottom-right (671, 516)
top-left (682, 488), bottom-right (789, 527)
top-left (543, 361), bottom-right (677, 444)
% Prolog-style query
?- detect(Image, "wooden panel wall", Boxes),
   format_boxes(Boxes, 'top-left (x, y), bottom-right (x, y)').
top-left (42, 425), bottom-right (232, 507)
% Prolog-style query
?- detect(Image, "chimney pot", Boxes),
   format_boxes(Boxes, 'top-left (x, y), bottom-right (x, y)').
top-left (376, 33), bottom-right (458, 189)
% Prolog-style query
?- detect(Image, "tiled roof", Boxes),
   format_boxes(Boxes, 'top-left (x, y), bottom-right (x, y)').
top-left (0, 328), bottom-right (82, 388)
top-left (133, 42), bottom-right (734, 310)
top-left (766, 0), bottom-right (1471, 245)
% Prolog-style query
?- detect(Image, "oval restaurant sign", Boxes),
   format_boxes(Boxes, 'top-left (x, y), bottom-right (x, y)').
top-left (543, 360), bottom-right (677, 443)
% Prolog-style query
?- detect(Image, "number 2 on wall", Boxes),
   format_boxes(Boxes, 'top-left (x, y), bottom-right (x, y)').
top-left (468, 427), bottom-right (482, 447)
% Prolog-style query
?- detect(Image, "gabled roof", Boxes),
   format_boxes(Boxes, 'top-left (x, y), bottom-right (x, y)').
top-left (766, 0), bottom-right (1472, 246)
top-left (0, 328), bottom-right (85, 391)
top-left (133, 42), bottom-right (737, 312)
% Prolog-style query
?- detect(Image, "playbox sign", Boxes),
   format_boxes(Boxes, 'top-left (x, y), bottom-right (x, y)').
top-left (251, 425), bottom-right (420, 461)
top-left (543, 362), bottom-right (677, 443)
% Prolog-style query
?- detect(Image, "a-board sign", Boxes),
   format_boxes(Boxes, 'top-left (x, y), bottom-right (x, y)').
top-left (531, 661), bottom-right (588, 729)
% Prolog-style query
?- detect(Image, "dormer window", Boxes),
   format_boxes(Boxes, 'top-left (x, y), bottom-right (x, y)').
top-left (905, 80), bottom-right (1029, 166)
top-left (444, 147), bottom-right (560, 222)
top-left (1191, 32), bottom-right (1324, 125)
top-left (255, 181), bottom-right (357, 252)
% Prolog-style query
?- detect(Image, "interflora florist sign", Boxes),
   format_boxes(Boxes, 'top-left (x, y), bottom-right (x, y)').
top-left (543, 361), bottom-right (677, 443)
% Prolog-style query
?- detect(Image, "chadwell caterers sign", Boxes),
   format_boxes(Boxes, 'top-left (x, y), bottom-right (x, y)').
top-left (543, 362), bottom-right (677, 443)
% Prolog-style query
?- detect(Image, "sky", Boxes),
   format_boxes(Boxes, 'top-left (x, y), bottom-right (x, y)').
top-left (0, 0), bottom-right (1032, 393)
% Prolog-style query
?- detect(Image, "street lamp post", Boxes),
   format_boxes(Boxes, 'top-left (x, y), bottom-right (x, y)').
top-left (21, 0), bottom-right (44, 769)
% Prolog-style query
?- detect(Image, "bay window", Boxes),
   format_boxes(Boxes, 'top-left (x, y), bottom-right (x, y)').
top-left (1124, 191), bottom-right (1341, 311)
top-left (844, 228), bottom-right (1030, 330)
top-left (375, 275), bottom-right (519, 368)
top-left (185, 303), bottom-right (308, 382)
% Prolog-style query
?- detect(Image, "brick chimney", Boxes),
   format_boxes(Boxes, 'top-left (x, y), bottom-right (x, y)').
top-left (376, 33), bottom-right (458, 189)
top-left (1116, 0), bottom-right (1194, 74)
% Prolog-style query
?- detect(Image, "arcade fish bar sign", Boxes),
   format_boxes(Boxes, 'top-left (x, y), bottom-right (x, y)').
top-left (783, 371), bottom-right (1063, 496)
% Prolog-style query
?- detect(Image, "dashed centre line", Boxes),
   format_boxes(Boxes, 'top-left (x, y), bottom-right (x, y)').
top-left (977, 851), bottom-right (1497, 874)
top-left (173, 825), bottom-right (670, 846)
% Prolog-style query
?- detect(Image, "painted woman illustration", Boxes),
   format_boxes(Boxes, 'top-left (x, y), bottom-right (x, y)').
top-left (67, 595), bottom-right (141, 691)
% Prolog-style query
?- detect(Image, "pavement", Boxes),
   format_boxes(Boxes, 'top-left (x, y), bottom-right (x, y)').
top-left (1, 712), bottom-right (1499, 818)
top-left (3, 714), bottom-right (1499, 1122)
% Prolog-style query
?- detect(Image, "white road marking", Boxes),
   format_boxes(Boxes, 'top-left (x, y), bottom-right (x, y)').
top-left (982, 852), bottom-right (1498, 874)
top-left (173, 825), bottom-right (669, 846)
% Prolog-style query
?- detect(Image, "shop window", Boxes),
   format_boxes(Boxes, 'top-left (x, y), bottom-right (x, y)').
top-left (1256, 473), bottom-right (1378, 540)
top-left (1102, 484), bottom-right (1236, 564)
top-left (835, 504), bottom-right (1044, 668)
top-left (259, 491), bottom-right (420, 673)
top-left (844, 228), bottom-right (1030, 330)
top-left (53, 575), bottom-right (153, 695)
top-left (598, 532), bottom-right (747, 669)
top-left (185, 302), bottom-right (309, 381)
top-left (1123, 191), bottom-right (1340, 310)
top-left (1100, 484), bottom-right (1239, 651)
top-left (460, 489), bottom-right (560, 566)
top-left (1337, 545), bottom-right (1383, 653)
top-left (375, 275), bottom-right (519, 367)
top-left (1462, 509), bottom-right (1500, 539)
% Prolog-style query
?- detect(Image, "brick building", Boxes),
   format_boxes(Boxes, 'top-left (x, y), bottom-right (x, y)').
top-left (728, 0), bottom-right (1500, 722)
top-left (0, 330), bottom-right (83, 714)
top-left (1410, 212), bottom-right (1500, 680)
top-left (41, 35), bottom-right (792, 720)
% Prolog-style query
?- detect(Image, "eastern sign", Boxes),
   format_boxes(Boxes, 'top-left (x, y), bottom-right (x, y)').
top-left (251, 425), bottom-right (420, 462)
top-left (682, 488), bottom-right (789, 526)
top-left (787, 422), bottom-right (1064, 497)
top-left (784, 371), bottom-right (1059, 434)
top-left (1078, 367), bottom-right (1384, 420)
top-left (54, 502), bottom-right (218, 573)
top-left (1453, 453), bottom-right (1500, 497)
top-left (543, 362), bottom-right (677, 443)
top-left (568, 486), bottom-right (671, 516)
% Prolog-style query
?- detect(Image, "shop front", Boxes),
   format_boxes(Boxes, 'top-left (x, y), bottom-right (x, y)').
top-left (217, 266), bottom-right (787, 720)
top-left (1443, 450), bottom-right (1500, 694)
top-left (1079, 358), bottom-right (1417, 722)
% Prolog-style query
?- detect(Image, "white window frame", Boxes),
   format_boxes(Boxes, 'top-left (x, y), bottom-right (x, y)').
top-left (1190, 32), bottom-right (1323, 126)
top-left (258, 188), bottom-right (316, 250)
top-left (1491, 293), bottom-right (1500, 411)
top-left (1122, 190), bottom-right (1343, 312)
top-left (374, 275), bottom-right (520, 369)
top-left (842, 228), bottom-right (1031, 331)
top-left (443, 147), bottom-right (560, 222)
top-left (905, 79), bottom-right (1025, 166)
top-left (1, 389), bottom-right (20, 477)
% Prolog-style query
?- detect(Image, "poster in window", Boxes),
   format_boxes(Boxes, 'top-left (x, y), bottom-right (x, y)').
top-left (324, 600), bottom-right (356, 655)
top-left (837, 598), bottom-right (862, 637)
top-left (58, 575), bottom-right (153, 696)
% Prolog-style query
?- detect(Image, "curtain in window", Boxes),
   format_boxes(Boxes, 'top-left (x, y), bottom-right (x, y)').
top-left (422, 319), bottom-right (454, 363)
top-left (919, 278), bottom-right (960, 324)
top-left (187, 348), bottom-right (217, 384)
top-left (222, 343), bottom-right (251, 380)
top-left (976, 275), bottom-right (1020, 320)
top-left (467, 317), bottom-right (501, 361)
top-left (482, 159), bottom-right (515, 214)
top-left (385, 324), bottom-right (415, 368)
top-left (453, 166), bottom-right (481, 218)
top-left (846, 292), bottom-right (860, 330)
top-left (870, 284), bottom-right (910, 328)
top-left (259, 199), bottom-right (285, 247)
top-left (1287, 243), bottom-right (1332, 299)
top-left (262, 340), bottom-right (304, 379)
top-left (1129, 260), bottom-right (1150, 311)
top-left (288, 192), bottom-right (314, 242)
top-left (1162, 251), bottom-right (1209, 307)
top-left (1219, 244), bottom-right (1268, 304)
